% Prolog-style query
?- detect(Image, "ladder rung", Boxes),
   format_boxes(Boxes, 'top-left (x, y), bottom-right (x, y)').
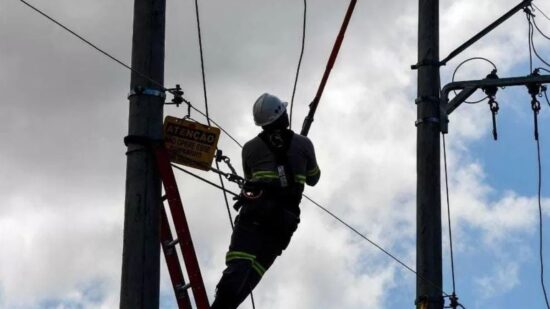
top-left (176, 283), bottom-right (192, 292)
top-left (164, 238), bottom-right (179, 248)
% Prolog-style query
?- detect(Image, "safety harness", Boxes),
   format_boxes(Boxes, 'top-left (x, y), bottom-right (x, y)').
top-left (257, 129), bottom-right (295, 188)
top-left (233, 129), bottom-right (302, 211)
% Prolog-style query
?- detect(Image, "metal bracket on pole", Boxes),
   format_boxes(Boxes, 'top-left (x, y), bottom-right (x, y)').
top-left (127, 86), bottom-right (167, 100)
top-left (443, 74), bottom-right (550, 114)
top-left (439, 0), bottom-right (533, 66)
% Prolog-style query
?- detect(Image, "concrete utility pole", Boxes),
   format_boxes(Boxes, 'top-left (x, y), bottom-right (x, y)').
top-left (416, 0), bottom-right (443, 308)
top-left (120, 0), bottom-right (166, 308)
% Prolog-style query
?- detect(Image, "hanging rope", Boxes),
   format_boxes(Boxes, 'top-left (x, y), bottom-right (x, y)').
top-left (289, 0), bottom-right (307, 129)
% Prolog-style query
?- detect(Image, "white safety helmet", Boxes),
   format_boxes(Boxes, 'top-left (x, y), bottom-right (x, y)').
top-left (253, 93), bottom-right (288, 126)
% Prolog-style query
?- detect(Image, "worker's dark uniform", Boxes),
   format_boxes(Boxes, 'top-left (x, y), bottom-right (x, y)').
top-left (210, 129), bottom-right (320, 309)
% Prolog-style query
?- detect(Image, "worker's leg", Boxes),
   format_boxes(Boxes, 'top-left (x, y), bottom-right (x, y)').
top-left (211, 215), bottom-right (270, 309)
top-left (210, 259), bottom-right (261, 309)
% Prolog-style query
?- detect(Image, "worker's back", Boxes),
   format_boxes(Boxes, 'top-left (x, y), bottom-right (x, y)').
top-left (242, 130), bottom-right (321, 188)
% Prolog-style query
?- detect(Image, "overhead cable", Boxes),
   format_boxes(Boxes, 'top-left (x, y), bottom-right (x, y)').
top-left (302, 194), bottom-right (450, 298)
top-left (442, 134), bottom-right (463, 309)
top-left (533, 3), bottom-right (550, 21)
top-left (289, 0), bottom-right (307, 129)
top-left (191, 1), bottom-right (255, 307)
top-left (171, 164), bottom-right (238, 197)
top-left (536, 138), bottom-right (550, 308)
top-left (19, 0), bottom-right (168, 92)
top-left (191, 0), bottom-right (235, 228)
top-left (527, 9), bottom-right (550, 68)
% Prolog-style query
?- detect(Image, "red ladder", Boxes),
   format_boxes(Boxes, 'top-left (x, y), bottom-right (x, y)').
top-left (154, 145), bottom-right (210, 309)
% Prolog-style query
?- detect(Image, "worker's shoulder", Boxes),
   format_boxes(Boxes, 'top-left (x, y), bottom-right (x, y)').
top-left (242, 135), bottom-right (264, 152)
top-left (291, 132), bottom-right (314, 148)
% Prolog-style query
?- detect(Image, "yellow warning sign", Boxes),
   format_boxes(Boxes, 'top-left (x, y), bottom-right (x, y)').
top-left (163, 116), bottom-right (220, 171)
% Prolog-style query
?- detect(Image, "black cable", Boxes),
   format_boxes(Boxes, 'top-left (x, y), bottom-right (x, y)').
top-left (171, 164), bottom-right (239, 197)
top-left (533, 18), bottom-right (550, 40)
top-left (527, 9), bottom-right (550, 69)
top-left (535, 139), bottom-right (550, 309)
top-left (191, 1), bottom-right (254, 307)
top-left (527, 10), bottom-right (535, 72)
top-left (19, 0), bottom-right (168, 92)
top-left (302, 194), bottom-right (451, 298)
top-left (194, 0), bottom-right (211, 124)
top-left (533, 3), bottom-right (550, 21)
top-left (451, 57), bottom-right (497, 104)
top-left (442, 134), bottom-right (458, 297)
top-left (191, 0), bottom-right (234, 228)
top-left (191, 106), bottom-right (244, 148)
top-left (289, 0), bottom-right (307, 129)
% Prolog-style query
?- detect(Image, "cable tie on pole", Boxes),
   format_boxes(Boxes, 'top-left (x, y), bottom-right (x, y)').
top-left (415, 96), bottom-right (440, 105)
top-left (127, 86), bottom-right (166, 100)
top-left (415, 116), bottom-right (440, 127)
top-left (411, 59), bottom-right (442, 70)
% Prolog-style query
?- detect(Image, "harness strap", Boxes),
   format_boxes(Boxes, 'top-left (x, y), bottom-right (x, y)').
top-left (258, 129), bottom-right (295, 188)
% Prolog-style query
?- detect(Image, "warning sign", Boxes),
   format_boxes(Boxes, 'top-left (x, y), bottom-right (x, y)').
top-left (163, 116), bottom-right (220, 171)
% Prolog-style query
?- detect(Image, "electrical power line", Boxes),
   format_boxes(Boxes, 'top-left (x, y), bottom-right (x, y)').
top-left (191, 0), bottom-right (235, 229)
top-left (19, 0), bottom-right (168, 92)
top-left (442, 135), bottom-right (457, 294)
top-left (191, 1), bottom-right (256, 307)
top-left (527, 9), bottom-right (550, 68)
top-left (536, 139), bottom-right (550, 309)
top-left (289, 0), bottom-right (307, 129)
top-left (533, 3), bottom-right (550, 21)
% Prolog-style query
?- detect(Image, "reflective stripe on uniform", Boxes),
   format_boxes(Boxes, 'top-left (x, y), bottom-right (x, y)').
top-left (251, 171), bottom-right (279, 181)
top-left (225, 251), bottom-right (267, 277)
top-left (294, 175), bottom-right (306, 184)
top-left (307, 166), bottom-right (320, 177)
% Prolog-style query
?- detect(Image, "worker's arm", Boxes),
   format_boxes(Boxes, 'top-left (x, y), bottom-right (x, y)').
top-left (305, 138), bottom-right (320, 186)
top-left (242, 143), bottom-right (252, 180)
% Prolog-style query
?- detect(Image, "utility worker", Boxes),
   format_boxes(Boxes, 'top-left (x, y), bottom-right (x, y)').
top-left (210, 93), bottom-right (321, 309)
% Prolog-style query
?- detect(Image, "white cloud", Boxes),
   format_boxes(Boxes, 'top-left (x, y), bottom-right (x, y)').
top-left (474, 261), bottom-right (520, 299)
